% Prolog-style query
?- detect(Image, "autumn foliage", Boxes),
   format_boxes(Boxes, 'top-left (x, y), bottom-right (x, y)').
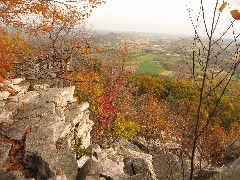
top-left (0, 1), bottom-right (240, 178)
top-left (0, 28), bottom-right (34, 93)
top-left (0, 0), bottom-right (105, 92)
top-left (0, 0), bottom-right (105, 34)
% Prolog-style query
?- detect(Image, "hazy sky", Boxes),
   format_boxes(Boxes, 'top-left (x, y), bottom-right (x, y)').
top-left (86, 0), bottom-right (240, 37)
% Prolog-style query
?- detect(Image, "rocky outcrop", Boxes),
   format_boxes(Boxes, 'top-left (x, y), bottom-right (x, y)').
top-left (76, 139), bottom-right (191, 180)
top-left (209, 158), bottom-right (240, 180)
top-left (1, 79), bottom-right (238, 180)
top-left (0, 79), bottom-right (93, 180)
top-left (0, 79), bottom-right (191, 180)
top-left (152, 153), bottom-right (189, 180)
top-left (77, 140), bottom-right (157, 180)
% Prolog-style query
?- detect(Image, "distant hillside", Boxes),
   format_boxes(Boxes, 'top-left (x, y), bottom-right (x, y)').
top-left (98, 32), bottom-right (123, 44)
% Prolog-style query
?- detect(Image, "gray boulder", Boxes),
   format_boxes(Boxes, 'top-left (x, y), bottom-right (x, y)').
top-left (152, 152), bottom-right (189, 180)
top-left (1, 85), bottom-right (93, 180)
top-left (209, 158), bottom-right (240, 180)
top-left (77, 140), bottom-right (157, 180)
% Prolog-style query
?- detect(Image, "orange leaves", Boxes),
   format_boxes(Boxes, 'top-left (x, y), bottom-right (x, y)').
top-left (218, 1), bottom-right (240, 21)
top-left (63, 71), bottom-right (99, 83)
top-left (0, 28), bottom-right (33, 94)
top-left (39, 24), bottom-right (53, 34)
top-left (0, 75), bottom-right (4, 83)
top-left (198, 120), bottom-right (239, 165)
top-left (231, 9), bottom-right (240, 20)
top-left (0, 29), bottom-right (33, 62)
top-left (219, 2), bottom-right (228, 12)
top-left (226, 102), bottom-right (234, 110)
top-left (82, 48), bottom-right (92, 55)
top-left (22, 102), bottom-right (27, 113)
top-left (0, 0), bottom-right (105, 35)
top-left (1, 86), bottom-right (16, 95)
top-left (96, 47), bottom-right (104, 53)
top-left (0, 46), bottom-right (14, 92)
top-left (0, 60), bottom-right (13, 82)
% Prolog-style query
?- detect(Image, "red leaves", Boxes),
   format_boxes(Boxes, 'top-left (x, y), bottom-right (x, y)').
top-left (100, 93), bottom-right (117, 123)
top-left (115, 81), bottom-right (123, 88)
top-left (98, 81), bottom-right (123, 124)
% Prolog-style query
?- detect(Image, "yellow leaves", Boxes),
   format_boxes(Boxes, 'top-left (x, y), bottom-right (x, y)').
top-left (87, 48), bottom-right (92, 54)
top-left (78, 82), bottom-right (88, 92)
top-left (75, 72), bottom-right (100, 94)
top-left (231, 9), bottom-right (240, 20)
top-left (132, 76), bottom-right (165, 97)
top-left (219, 2), bottom-right (228, 12)
top-left (226, 102), bottom-right (234, 109)
top-left (0, 28), bottom-right (35, 94)
top-left (109, 114), bottom-right (140, 140)
top-left (92, 74), bottom-right (100, 82)
top-left (93, 85), bottom-right (102, 96)
top-left (1, 28), bottom-right (32, 60)
top-left (81, 48), bottom-right (87, 54)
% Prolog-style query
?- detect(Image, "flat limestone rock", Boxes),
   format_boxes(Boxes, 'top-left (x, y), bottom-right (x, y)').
top-left (1, 85), bottom-right (93, 180)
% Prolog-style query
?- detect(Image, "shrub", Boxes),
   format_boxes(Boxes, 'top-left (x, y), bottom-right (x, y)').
top-left (109, 114), bottom-right (140, 140)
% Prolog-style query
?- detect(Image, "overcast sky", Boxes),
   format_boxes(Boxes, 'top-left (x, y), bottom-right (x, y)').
top-left (86, 0), bottom-right (240, 37)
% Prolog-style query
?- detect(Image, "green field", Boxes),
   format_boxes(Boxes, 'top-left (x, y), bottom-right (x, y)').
top-left (129, 51), bottom-right (187, 75)
top-left (137, 61), bottom-right (165, 74)
top-left (131, 52), bottom-right (160, 61)
top-left (131, 52), bottom-right (147, 58)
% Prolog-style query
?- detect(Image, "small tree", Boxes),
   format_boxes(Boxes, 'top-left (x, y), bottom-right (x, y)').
top-left (0, 0), bottom-right (105, 92)
top-left (186, 0), bottom-right (240, 179)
